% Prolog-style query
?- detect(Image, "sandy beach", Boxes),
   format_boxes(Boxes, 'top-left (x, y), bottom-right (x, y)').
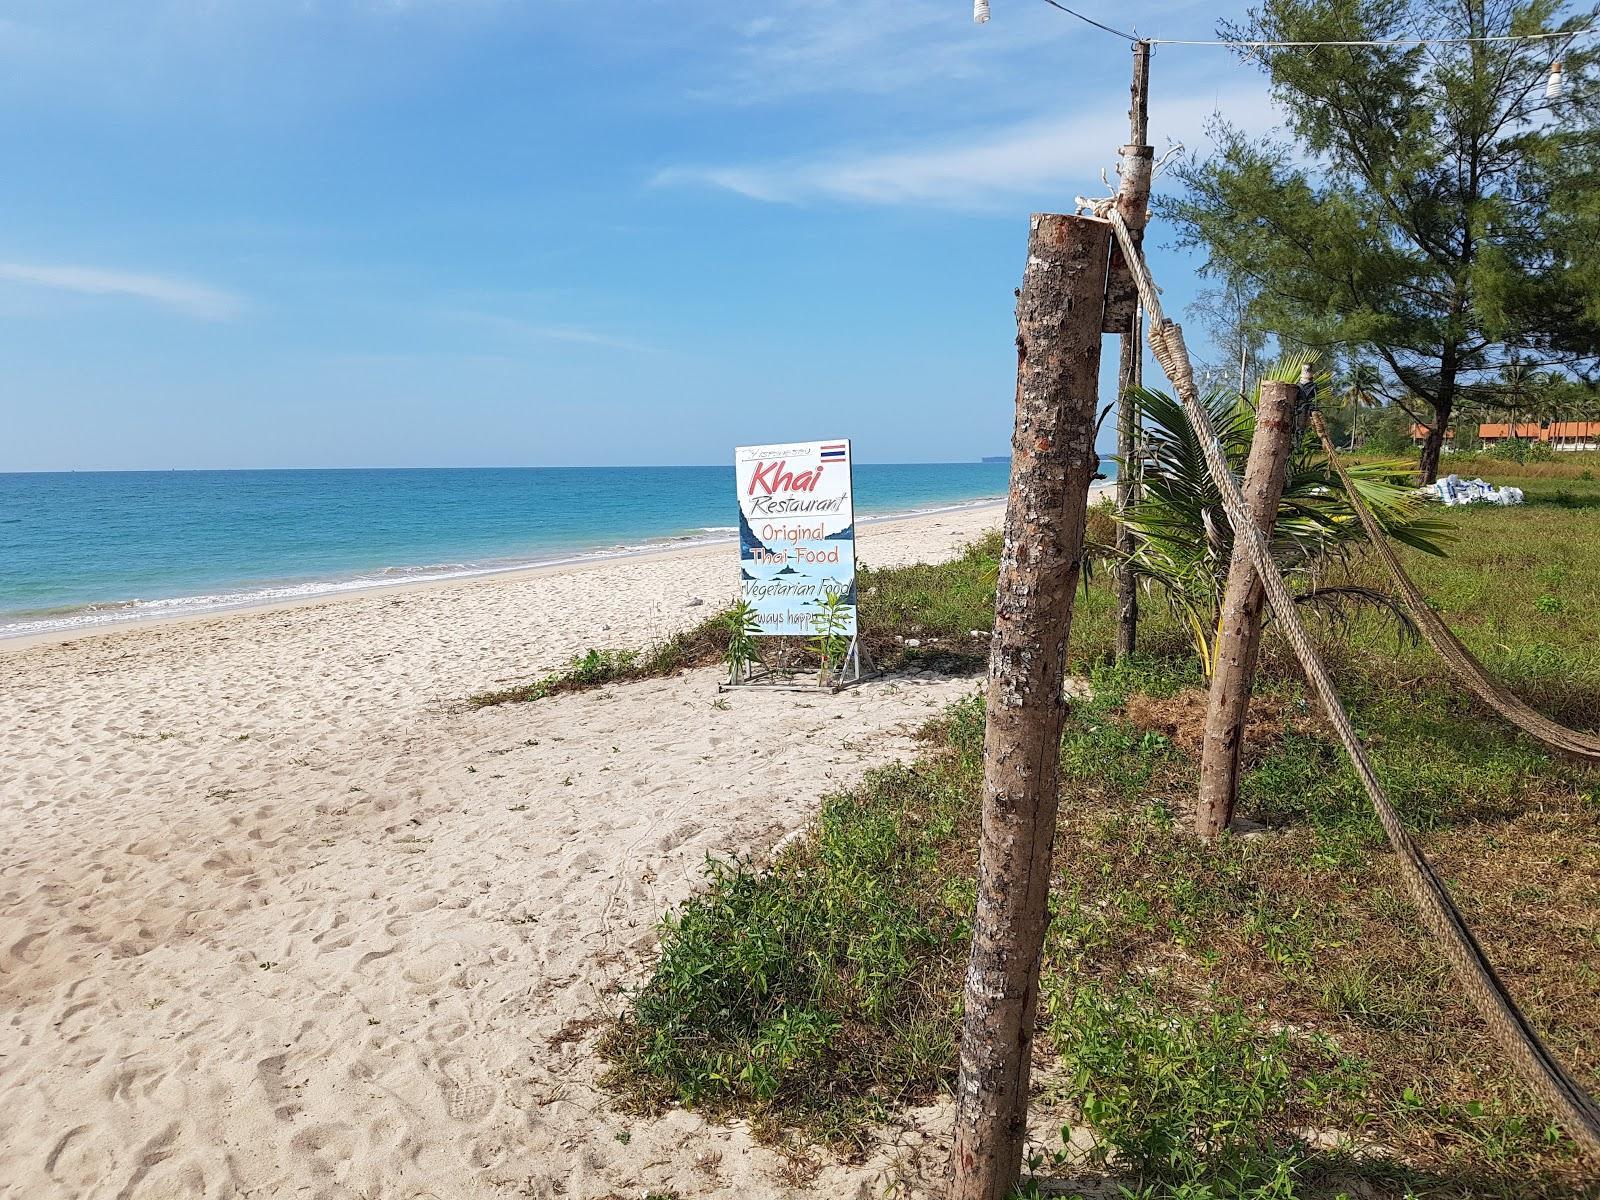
top-left (0, 502), bottom-right (1012, 1200)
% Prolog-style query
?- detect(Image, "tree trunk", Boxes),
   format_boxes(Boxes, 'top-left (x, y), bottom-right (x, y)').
top-left (948, 212), bottom-right (1110, 1200)
top-left (1114, 309), bottom-right (1141, 660)
top-left (1419, 352), bottom-right (1457, 484)
top-left (1112, 41), bottom-right (1152, 662)
top-left (1194, 379), bottom-right (1298, 841)
top-left (1419, 403), bottom-right (1450, 483)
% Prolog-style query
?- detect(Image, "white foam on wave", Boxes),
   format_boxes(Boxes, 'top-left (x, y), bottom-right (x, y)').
top-left (1, 495), bottom-right (1007, 640)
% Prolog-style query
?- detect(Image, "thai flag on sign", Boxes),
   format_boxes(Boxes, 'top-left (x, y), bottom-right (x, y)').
top-left (820, 442), bottom-right (848, 461)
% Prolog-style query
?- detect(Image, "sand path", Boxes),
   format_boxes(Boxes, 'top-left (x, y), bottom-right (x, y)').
top-left (0, 508), bottom-right (998, 1200)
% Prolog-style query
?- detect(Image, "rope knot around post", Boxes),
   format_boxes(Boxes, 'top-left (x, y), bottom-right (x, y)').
top-left (1147, 319), bottom-right (1199, 405)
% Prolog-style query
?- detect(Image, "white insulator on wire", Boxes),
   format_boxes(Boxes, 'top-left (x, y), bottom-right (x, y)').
top-left (1546, 60), bottom-right (1564, 99)
top-left (974, 0), bottom-right (990, 24)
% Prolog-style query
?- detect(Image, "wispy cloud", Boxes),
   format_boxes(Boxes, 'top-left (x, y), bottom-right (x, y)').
top-left (442, 309), bottom-right (655, 354)
top-left (654, 82), bottom-right (1279, 210)
top-left (669, 0), bottom-right (1093, 107)
top-left (0, 261), bottom-right (244, 320)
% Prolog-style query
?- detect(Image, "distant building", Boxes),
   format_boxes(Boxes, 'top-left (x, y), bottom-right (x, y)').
top-left (1477, 421), bottom-right (1600, 451)
top-left (1408, 420), bottom-right (1600, 452)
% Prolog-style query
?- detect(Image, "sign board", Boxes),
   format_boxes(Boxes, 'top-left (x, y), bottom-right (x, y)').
top-left (735, 439), bottom-right (856, 636)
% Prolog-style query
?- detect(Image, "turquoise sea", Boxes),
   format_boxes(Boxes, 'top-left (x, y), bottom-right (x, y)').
top-left (0, 462), bottom-right (1110, 638)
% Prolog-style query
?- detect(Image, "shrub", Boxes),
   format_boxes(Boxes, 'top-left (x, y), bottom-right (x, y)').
top-left (1047, 981), bottom-right (1310, 1198)
top-left (1485, 438), bottom-right (1556, 465)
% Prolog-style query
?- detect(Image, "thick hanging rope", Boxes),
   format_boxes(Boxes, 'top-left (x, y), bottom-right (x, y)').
top-left (1310, 413), bottom-right (1600, 764)
top-left (1106, 208), bottom-right (1600, 1154)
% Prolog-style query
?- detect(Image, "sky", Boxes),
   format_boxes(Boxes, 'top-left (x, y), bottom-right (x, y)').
top-left (0, 0), bottom-right (1280, 471)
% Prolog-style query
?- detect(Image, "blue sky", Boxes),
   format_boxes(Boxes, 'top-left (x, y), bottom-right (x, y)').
top-left (0, 0), bottom-right (1278, 471)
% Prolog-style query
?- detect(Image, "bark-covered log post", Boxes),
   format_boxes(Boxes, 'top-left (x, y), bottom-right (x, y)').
top-left (948, 212), bottom-right (1110, 1200)
top-left (1194, 379), bottom-right (1298, 840)
top-left (1113, 303), bottom-right (1145, 661)
top-left (1110, 40), bottom-right (1153, 662)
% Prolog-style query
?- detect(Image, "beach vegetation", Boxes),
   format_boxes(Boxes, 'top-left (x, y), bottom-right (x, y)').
top-left (808, 590), bottom-right (853, 684)
top-left (1114, 358), bottom-right (1446, 675)
top-left (468, 648), bottom-right (639, 706)
top-left (467, 536), bottom-right (1028, 705)
top-left (467, 621), bottom-right (733, 708)
top-left (600, 744), bottom-right (975, 1147)
top-left (602, 453), bottom-right (1600, 1197)
top-left (722, 599), bottom-right (763, 681)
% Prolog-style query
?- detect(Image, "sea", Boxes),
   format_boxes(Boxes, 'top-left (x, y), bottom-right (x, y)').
top-left (0, 462), bottom-right (1115, 639)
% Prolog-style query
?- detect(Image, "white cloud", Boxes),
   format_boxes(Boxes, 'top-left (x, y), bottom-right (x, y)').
top-left (660, 0), bottom-right (1085, 111)
top-left (0, 261), bottom-right (244, 319)
top-left (442, 309), bottom-right (654, 354)
top-left (677, 0), bottom-right (1218, 107)
top-left (654, 82), bottom-right (1281, 210)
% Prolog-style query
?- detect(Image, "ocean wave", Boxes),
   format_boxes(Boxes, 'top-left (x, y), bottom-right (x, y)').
top-left (1, 496), bottom-right (1006, 641)
top-left (0, 531), bottom-right (741, 639)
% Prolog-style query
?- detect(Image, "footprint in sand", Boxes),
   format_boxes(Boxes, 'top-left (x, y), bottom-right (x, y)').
top-left (447, 1080), bottom-right (497, 1123)
top-left (290, 1119), bottom-right (356, 1179)
top-left (355, 945), bottom-right (397, 973)
top-left (9, 929), bottom-right (47, 964)
top-left (425, 1016), bottom-right (470, 1044)
top-left (401, 943), bottom-right (462, 986)
top-left (255, 1052), bottom-right (302, 1122)
top-left (654, 821), bottom-right (703, 853)
top-left (434, 1053), bottom-right (499, 1125)
top-left (42, 1124), bottom-right (106, 1185)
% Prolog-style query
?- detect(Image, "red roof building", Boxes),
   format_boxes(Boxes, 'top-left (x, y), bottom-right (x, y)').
top-left (1408, 421), bottom-right (1600, 451)
top-left (1477, 422), bottom-right (1600, 450)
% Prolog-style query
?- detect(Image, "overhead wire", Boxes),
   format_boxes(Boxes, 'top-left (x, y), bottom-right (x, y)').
top-left (1024, 0), bottom-right (1596, 48)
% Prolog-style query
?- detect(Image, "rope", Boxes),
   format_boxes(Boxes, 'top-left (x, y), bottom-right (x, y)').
top-left (1311, 414), bottom-right (1600, 764)
top-left (1038, 0), bottom-right (1139, 41)
top-left (1106, 208), bottom-right (1600, 1155)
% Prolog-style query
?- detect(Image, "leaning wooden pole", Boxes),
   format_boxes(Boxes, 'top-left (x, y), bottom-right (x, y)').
top-left (1110, 41), bottom-right (1153, 661)
top-left (1194, 379), bottom-right (1298, 840)
top-left (948, 212), bottom-right (1110, 1200)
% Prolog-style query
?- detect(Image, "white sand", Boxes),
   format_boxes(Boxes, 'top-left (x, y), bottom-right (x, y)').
top-left (0, 503), bottom-right (1026, 1200)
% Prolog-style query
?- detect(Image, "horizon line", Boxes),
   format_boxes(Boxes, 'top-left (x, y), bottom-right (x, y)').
top-left (0, 458), bottom-right (1018, 476)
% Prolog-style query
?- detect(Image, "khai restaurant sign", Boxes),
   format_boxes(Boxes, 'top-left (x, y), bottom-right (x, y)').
top-left (735, 439), bottom-right (856, 635)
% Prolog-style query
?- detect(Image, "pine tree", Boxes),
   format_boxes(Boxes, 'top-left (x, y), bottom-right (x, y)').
top-left (1165, 0), bottom-right (1599, 482)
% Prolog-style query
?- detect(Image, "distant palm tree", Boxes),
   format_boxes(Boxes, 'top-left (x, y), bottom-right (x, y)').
top-left (1578, 390), bottom-right (1600, 450)
top-left (1534, 370), bottom-right (1572, 447)
top-left (1449, 397), bottom-right (1494, 451)
top-left (1497, 359), bottom-right (1540, 442)
top-left (1340, 361), bottom-right (1384, 448)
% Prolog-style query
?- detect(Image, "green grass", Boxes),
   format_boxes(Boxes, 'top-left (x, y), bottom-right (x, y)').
top-left (600, 458), bottom-right (1600, 1197)
top-left (599, 747), bottom-right (978, 1147)
top-left (1039, 665), bottom-right (1599, 1197)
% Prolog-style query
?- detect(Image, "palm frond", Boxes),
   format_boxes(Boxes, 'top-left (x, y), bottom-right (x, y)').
top-left (1115, 351), bottom-right (1449, 673)
top-left (1291, 585), bottom-right (1421, 647)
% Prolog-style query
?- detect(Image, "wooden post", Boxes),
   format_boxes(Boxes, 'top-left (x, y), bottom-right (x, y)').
top-left (948, 212), bottom-right (1110, 1200)
top-left (1195, 379), bottom-right (1298, 840)
top-left (1112, 41), bottom-right (1153, 661)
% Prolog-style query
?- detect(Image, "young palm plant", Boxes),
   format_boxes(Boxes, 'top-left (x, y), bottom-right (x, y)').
top-left (1116, 355), bottom-right (1449, 677)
